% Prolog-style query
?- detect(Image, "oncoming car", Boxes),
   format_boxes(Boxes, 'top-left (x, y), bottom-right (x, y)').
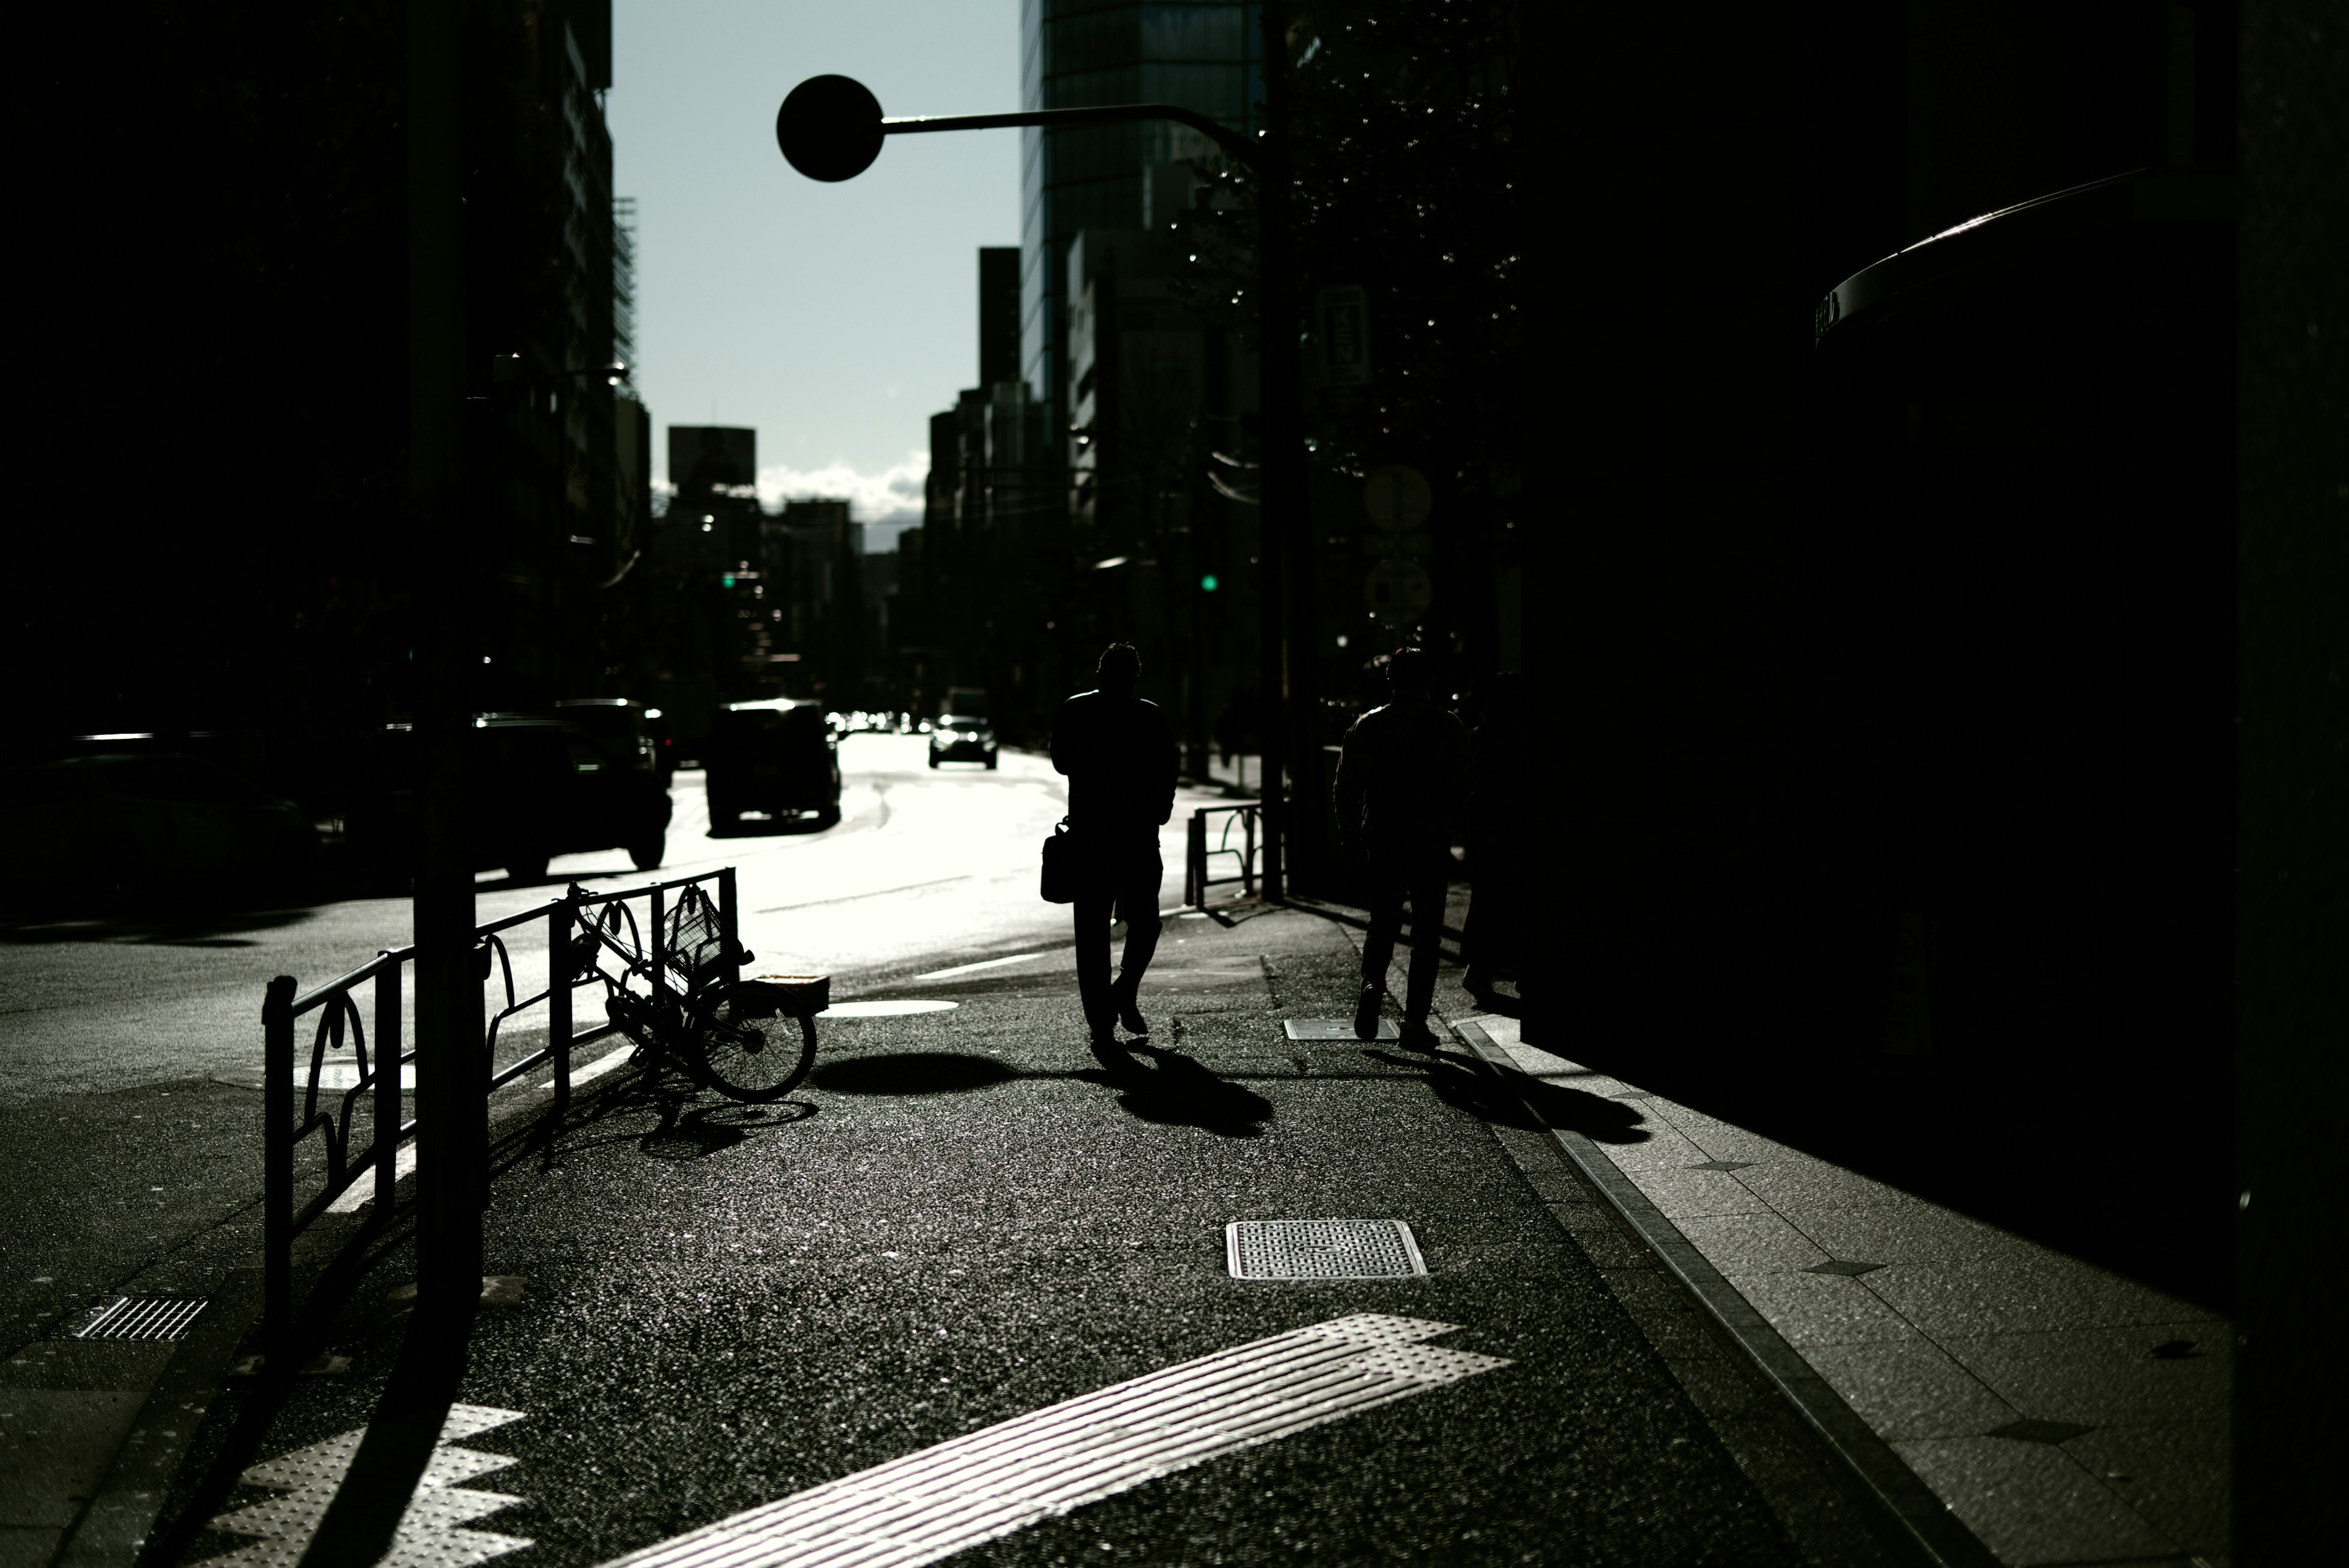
top-left (705, 699), bottom-right (841, 830)
top-left (928, 715), bottom-right (997, 770)
top-left (346, 716), bottom-right (674, 885)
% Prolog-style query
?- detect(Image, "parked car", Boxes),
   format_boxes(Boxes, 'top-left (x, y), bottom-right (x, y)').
top-left (346, 716), bottom-right (673, 885)
top-left (704, 699), bottom-right (841, 831)
top-left (0, 753), bottom-right (319, 904)
top-left (928, 714), bottom-right (998, 770)
top-left (552, 697), bottom-right (661, 776)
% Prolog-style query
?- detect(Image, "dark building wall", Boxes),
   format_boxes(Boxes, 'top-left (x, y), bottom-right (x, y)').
top-left (16, 0), bottom-right (631, 803)
top-left (1538, 1), bottom-right (2242, 1305)
top-left (979, 247), bottom-right (1023, 387)
top-left (1019, 0), bottom-right (1261, 448)
top-left (2232, 2), bottom-right (2344, 1550)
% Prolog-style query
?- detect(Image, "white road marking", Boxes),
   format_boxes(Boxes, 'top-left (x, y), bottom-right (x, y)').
top-left (325, 1145), bottom-right (418, 1213)
top-left (911, 952), bottom-right (1048, 980)
top-left (541, 1042), bottom-right (639, 1093)
top-left (302, 1063), bottom-right (420, 1090)
top-left (598, 1313), bottom-right (1507, 1568)
top-left (201, 1403), bottom-right (530, 1568)
top-left (755, 875), bottom-right (974, 914)
top-left (817, 1000), bottom-right (960, 1018)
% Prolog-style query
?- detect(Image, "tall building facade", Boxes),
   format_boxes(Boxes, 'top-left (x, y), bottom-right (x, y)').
top-left (1019, 1), bottom-right (1262, 452)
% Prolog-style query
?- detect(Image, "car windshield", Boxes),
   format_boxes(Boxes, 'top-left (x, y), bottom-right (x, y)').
top-left (941, 715), bottom-right (986, 729)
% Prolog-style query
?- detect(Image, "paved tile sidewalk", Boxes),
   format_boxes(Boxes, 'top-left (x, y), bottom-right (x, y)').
top-left (1461, 1014), bottom-right (2231, 1568)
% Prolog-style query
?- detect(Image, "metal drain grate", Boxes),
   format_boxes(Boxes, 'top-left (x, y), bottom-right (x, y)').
top-left (76, 1295), bottom-right (209, 1341)
top-left (1226, 1219), bottom-right (1427, 1280)
top-left (1284, 1018), bottom-right (1401, 1041)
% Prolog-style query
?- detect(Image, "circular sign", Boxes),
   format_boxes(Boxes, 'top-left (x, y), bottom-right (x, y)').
top-left (1364, 560), bottom-right (1433, 628)
top-left (776, 75), bottom-right (885, 183)
top-left (1362, 465), bottom-right (1431, 531)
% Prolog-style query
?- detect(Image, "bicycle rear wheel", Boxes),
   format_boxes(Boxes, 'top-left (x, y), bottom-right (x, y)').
top-left (692, 1007), bottom-right (817, 1102)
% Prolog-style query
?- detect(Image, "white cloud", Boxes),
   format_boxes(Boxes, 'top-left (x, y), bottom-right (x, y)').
top-left (755, 451), bottom-right (929, 524)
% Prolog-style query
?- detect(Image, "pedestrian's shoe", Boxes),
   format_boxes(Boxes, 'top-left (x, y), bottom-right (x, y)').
top-left (1353, 984), bottom-right (1384, 1041)
top-left (1461, 964), bottom-right (1497, 1011)
top-left (1118, 998), bottom-right (1149, 1036)
top-left (1088, 1033), bottom-right (1132, 1075)
top-left (1397, 1019), bottom-right (1442, 1053)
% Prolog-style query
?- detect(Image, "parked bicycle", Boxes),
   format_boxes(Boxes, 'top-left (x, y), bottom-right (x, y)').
top-left (570, 882), bottom-right (825, 1102)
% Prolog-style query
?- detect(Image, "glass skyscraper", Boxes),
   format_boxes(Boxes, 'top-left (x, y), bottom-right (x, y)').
top-left (1019, 1), bottom-right (1263, 460)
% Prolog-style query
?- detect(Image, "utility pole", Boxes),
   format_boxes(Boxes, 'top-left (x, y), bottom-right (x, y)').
top-left (407, 0), bottom-right (483, 1310)
top-left (1255, 1), bottom-right (1314, 899)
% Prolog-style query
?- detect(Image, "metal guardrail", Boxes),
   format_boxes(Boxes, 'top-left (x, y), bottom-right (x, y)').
top-left (1184, 803), bottom-right (1261, 908)
top-left (259, 866), bottom-right (743, 1347)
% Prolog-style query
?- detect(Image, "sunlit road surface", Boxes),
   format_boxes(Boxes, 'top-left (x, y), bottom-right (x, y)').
top-left (0, 732), bottom-right (1236, 1365)
top-left (0, 733), bottom-right (1232, 1105)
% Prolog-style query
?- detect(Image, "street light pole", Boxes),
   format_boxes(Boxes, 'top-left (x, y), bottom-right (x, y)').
top-left (773, 72), bottom-right (1310, 898)
top-left (408, 0), bottom-right (484, 1317)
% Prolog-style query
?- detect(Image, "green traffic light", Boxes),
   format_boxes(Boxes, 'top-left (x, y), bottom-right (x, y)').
top-left (1200, 574), bottom-right (1219, 592)
top-left (722, 574), bottom-right (735, 588)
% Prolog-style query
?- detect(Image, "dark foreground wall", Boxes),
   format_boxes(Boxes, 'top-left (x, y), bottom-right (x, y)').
top-left (1537, 2), bottom-right (2246, 1310)
top-left (1526, 2), bottom-right (2336, 1553)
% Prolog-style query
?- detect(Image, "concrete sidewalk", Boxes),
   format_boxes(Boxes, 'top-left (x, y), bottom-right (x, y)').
top-left (10, 882), bottom-right (2230, 1568)
top-left (1351, 885), bottom-right (2232, 1568)
top-left (111, 897), bottom-right (1921, 1568)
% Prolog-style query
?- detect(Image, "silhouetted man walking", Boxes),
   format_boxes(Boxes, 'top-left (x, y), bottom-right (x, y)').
top-left (1052, 643), bottom-right (1178, 1058)
top-left (1334, 648), bottom-right (1472, 1046)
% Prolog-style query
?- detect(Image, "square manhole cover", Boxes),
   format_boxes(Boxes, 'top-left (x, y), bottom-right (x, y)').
top-left (1283, 1018), bottom-right (1401, 1042)
top-left (1226, 1219), bottom-right (1427, 1280)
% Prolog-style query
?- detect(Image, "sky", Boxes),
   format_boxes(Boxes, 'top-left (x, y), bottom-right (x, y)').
top-left (610, 1), bottom-right (1022, 548)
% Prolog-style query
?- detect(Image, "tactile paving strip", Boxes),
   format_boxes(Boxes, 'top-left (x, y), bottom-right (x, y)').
top-left (1225, 1219), bottom-right (1428, 1280)
top-left (599, 1314), bottom-right (1508, 1568)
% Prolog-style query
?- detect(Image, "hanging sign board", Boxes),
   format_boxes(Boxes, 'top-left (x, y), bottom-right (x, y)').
top-left (1365, 560), bottom-right (1433, 629)
top-left (1315, 286), bottom-right (1371, 387)
top-left (1362, 465), bottom-right (1430, 532)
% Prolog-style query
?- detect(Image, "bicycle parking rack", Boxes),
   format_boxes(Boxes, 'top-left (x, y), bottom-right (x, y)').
top-left (1184, 802), bottom-right (1261, 908)
top-left (258, 867), bottom-right (744, 1348)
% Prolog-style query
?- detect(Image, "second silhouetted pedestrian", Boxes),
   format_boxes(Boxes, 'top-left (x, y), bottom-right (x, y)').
top-left (1334, 647), bottom-right (1473, 1046)
top-left (1051, 643), bottom-right (1179, 1062)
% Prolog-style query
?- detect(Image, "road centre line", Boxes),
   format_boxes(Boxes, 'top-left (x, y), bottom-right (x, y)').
top-left (598, 1314), bottom-right (1508, 1568)
top-left (911, 951), bottom-right (1050, 980)
top-left (754, 874), bottom-right (975, 914)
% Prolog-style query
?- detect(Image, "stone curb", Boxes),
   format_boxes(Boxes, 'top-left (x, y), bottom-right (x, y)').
top-left (1449, 1016), bottom-right (2006, 1568)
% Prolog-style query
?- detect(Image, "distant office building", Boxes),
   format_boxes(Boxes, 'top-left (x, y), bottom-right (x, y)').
top-left (668, 426), bottom-right (757, 497)
top-left (1019, 1), bottom-right (1261, 450)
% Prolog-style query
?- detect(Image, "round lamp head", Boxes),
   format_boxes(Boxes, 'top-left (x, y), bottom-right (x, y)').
top-left (776, 75), bottom-right (885, 182)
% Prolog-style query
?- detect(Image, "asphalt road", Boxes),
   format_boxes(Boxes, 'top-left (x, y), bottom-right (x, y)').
top-left (6, 737), bottom-right (1894, 1564)
top-left (0, 737), bottom-right (1220, 1359)
top-left (158, 901), bottom-right (1823, 1567)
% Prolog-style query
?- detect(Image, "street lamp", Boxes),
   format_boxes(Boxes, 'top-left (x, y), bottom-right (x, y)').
top-left (772, 23), bottom-right (1313, 900)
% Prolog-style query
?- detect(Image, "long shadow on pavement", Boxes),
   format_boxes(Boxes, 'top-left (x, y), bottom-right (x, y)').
top-left (808, 1044), bottom-right (1273, 1138)
top-left (510, 1071), bottom-right (817, 1174)
top-left (1366, 1045), bottom-right (1653, 1146)
top-left (1087, 1041), bottom-right (1274, 1139)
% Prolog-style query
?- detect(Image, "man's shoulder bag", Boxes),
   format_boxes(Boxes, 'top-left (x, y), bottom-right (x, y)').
top-left (1041, 817), bottom-right (1082, 904)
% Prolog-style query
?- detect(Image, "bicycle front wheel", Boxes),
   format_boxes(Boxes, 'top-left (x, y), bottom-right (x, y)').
top-left (692, 1009), bottom-right (817, 1102)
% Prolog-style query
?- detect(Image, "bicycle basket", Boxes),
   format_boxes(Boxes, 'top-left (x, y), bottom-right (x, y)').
top-left (663, 884), bottom-right (731, 993)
